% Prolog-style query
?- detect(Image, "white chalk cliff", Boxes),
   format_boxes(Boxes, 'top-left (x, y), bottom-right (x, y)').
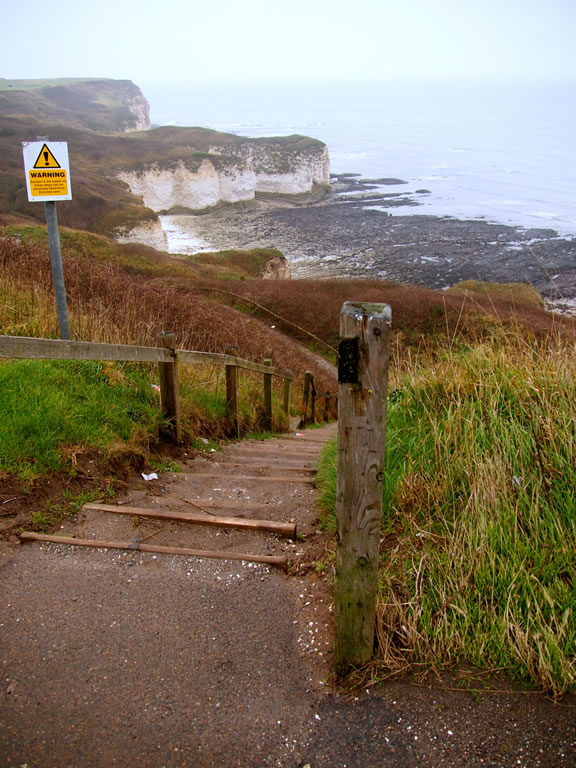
top-left (123, 90), bottom-right (151, 132)
top-left (118, 157), bottom-right (255, 211)
top-left (117, 136), bottom-right (330, 212)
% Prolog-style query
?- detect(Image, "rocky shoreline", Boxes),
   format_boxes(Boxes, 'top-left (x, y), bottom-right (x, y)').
top-left (163, 174), bottom-right (576, 311)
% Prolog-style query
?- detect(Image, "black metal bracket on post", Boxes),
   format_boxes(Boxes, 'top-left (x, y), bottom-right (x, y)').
top-left (338, 337), bottom-right (359, 384)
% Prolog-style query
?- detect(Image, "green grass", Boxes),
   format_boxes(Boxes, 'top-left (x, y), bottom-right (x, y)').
top-left (178, 373), bottom-right (288, 439)
top-left (0, 78), bottom-right (106, 92)
top-left (185, 248), bottom-right (285, 279)
top-left (447, 280), bottom-right (545, 309)
top-left (317, 337), bottom-right (576, 696)
top-left (0, 359), bottom-right (162, 480)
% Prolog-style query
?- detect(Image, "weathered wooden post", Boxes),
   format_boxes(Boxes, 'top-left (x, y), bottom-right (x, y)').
top-left (299, 371), bottom-right (313, 428)
top-left (283, 373), bottom-right (292, 417)
top-left (310, 377), bottom-right (317, 425)
top-left (334, 302), bottom-right (391, 676)
top-left (225, 346), bottom-right (239, 438)
top-left (263, 358), bottom-right (273, 432)
top-left (157, 332), bottom-right (182, 443)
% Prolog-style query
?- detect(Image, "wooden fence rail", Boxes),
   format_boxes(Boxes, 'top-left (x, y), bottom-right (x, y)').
top-left (0, 333), bottom-right (293, 441)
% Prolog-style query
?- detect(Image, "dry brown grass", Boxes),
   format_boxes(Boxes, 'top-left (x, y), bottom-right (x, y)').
top-left (0, 237), bottom-right (337, 401)
top-left (200, 278), bottom-right (575, 355)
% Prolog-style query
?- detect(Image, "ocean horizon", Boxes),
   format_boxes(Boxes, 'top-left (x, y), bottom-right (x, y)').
top-left (142, 79), bottom-right (576, 238)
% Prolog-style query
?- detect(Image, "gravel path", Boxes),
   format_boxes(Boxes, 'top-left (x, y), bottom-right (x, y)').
top-left (1, 424), bottom-right (574, 768)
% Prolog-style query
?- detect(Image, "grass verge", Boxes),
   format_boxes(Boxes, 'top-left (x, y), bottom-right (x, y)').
top-left (317, 334), bottom-right (576, 697)
top-left (0, 359), bottom-right (162, 481)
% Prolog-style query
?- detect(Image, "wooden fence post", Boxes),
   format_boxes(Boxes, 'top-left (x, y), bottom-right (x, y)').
top-left (299, 371), bottom-right (313, 428)
top-left (263, 358), bottom-right (273, 432)
top-left (283, 374), bottom-right (292, 417)
top-left (225, 346), bottom-right (239, 438)
top-left (310, 377), bottom-right (317, 425)
top-left (334, 301), bottom-right (391, 676)
top-left (157, 332), bottom-right (182, 443)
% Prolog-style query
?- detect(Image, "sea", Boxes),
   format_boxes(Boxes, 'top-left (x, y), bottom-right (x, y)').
top-left (142, 79), bottom-right (576, 238)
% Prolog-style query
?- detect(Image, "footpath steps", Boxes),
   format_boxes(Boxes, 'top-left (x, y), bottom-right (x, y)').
top-left (2, 424), bottom-right (340, 768)
top-left (21, 423), bottom-right (338, 572)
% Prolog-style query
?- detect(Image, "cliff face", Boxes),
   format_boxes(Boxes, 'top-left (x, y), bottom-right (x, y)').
top-left (117, 156), bottom-right (256, 211)
top-left (209, 140), bottom-right (330, 195)
top-left (123, 88), bottom-right (150, 132)
top-left (117, 135), bottom-right (330, 212)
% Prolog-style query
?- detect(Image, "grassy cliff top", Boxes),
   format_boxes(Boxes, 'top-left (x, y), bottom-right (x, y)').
top-left (0, 78), bottom-right (148, 132)
top-left (0, 77), bottom-right (112, 91)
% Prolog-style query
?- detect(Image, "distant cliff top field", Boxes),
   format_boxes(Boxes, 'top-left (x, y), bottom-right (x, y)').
top-left (0, 77), bottom-right (151, 132)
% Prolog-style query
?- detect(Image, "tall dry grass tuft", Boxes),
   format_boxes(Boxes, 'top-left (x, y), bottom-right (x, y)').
top-left (377, 335), bottom-right (576, 696)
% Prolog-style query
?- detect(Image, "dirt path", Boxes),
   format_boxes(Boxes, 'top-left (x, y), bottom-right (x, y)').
top-left (1, 424), bottom-right (575, 768)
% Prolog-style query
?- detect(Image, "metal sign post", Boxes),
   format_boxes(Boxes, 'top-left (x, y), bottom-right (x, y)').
top-left (22, 139), bottom-right (72, 340)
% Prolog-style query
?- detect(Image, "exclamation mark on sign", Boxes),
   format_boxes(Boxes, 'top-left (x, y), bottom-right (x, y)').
top-left (44, 151), bottom-right (49, 166)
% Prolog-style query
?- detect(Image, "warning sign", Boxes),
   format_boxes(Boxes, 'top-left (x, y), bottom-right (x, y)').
top-left (22, 141), bottom-right (72, 202)
top-left (33, 143), bottom-right (62, 169)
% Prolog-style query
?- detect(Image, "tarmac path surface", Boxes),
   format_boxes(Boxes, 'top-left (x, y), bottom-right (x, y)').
top-left (1, 423), bottom-right (575, 767)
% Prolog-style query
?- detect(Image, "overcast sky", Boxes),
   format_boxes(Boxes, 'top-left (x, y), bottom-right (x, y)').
top-left (2, 0), bottom-right (575, 87)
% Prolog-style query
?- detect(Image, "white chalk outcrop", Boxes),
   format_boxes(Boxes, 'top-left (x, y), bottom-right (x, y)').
top-left (209, 140), bottom-right (330, 195)
top-left (115, 218), bottom-right (167, 250)
top-left (117, 136), bottom-right (330, 212)
top-left (117, 157), bottom-right (255, 211)
top-left (123, 90), bottom-right (151, 132)
top-left (260, 251), bottom-right (292, 279)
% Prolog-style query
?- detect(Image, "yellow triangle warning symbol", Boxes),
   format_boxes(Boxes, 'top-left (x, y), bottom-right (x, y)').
top-left (33, 143), bottom-right (61, 169)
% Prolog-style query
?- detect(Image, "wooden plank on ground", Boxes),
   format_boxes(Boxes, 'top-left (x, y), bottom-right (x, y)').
top-left (176, 473), bottom-right (316, 484)
top-left (19, 532), bottom-right (289, 571)
top-left (84, 503), bottom-right (296, 538)
top-left (150, 497), bottom-right (272, 512)
top-left (205, 461), bottom-right (316, 474)
top-left (233, 443), bottom-right (324, 454)
top-left (220, 456), bottom-right (317, 468)
top-left (228, 446), bottom-right (320, 456)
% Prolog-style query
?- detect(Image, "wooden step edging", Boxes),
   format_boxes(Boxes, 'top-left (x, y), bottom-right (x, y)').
top-left (204, 461), bottom-right (316, 474)
top-left (84, 503), bottom-right (297, 538)
top-left (151, 496), bottom-right (272, 512)
top-left (175, 473), bottom-right (317, 485)
top-left (19, 532), bottom-right (289, 571)
top-left (228, 447), bottom-right (322, 457)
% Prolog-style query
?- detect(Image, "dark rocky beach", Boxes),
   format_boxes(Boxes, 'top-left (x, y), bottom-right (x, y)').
top-left (177, 174), bottom-right (576, 311)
